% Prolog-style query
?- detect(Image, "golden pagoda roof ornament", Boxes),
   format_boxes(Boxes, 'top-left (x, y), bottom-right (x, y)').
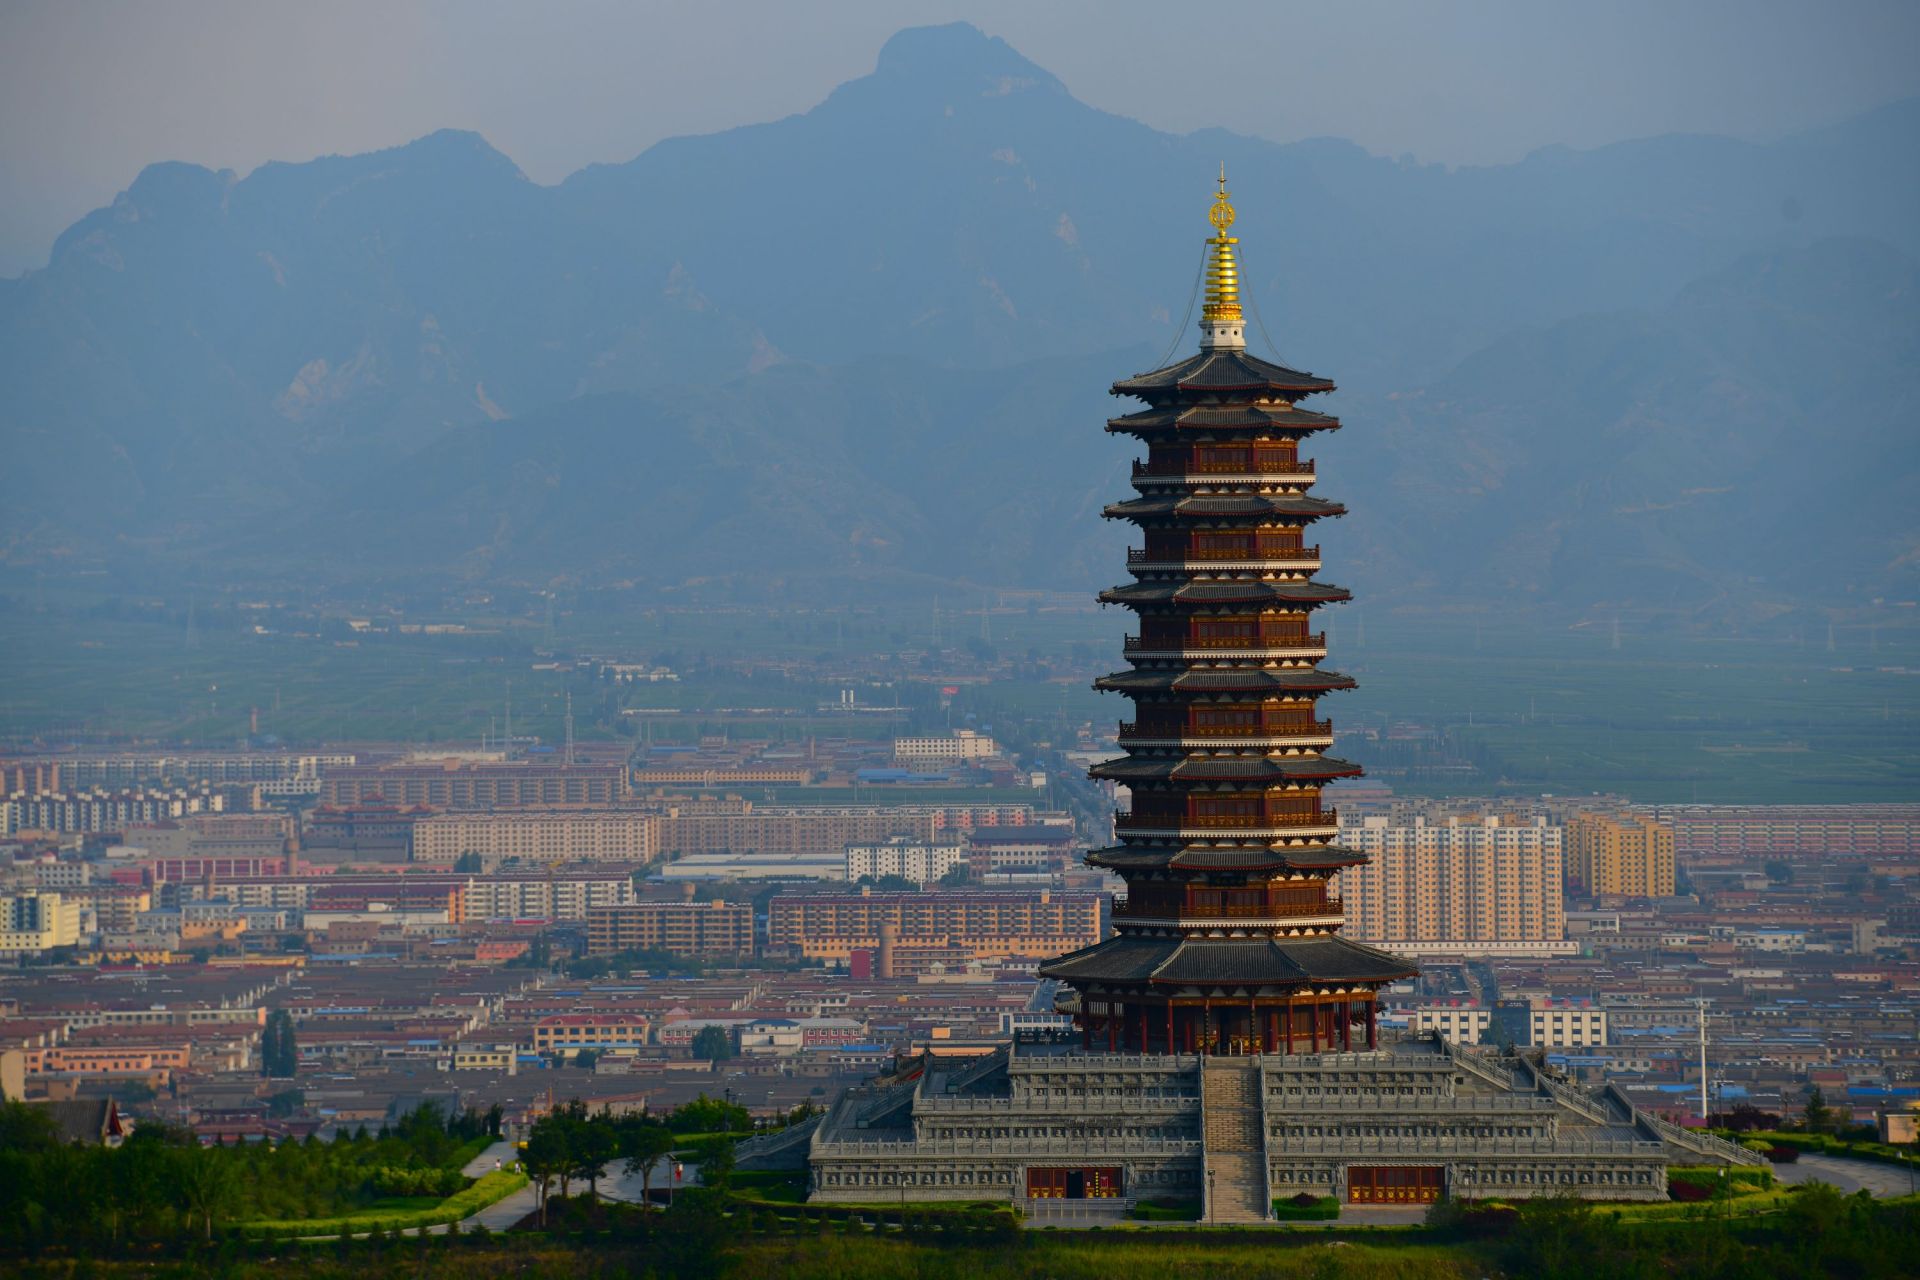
top-left (1200, 163), bottom-right (1245, 348)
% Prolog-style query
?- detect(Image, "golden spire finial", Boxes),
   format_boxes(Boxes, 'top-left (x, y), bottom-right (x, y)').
top-left (1201, 164), bottom-right (1243, 345)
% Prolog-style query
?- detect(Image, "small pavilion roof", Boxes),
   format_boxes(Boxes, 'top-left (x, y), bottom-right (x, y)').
top-left (1099, 579), bottom-right (1351, 608)
top-left (1094, 668), bottom-right (1356, 695)
top-left (1040, 933), bottom-right (1415, 988)
top-left (1112, 349), bottom-right (1334, 398)
top-left (1090, 755), bottom-right (1363, 785)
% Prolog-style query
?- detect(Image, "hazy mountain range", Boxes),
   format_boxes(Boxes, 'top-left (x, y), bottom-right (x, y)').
top-left (2, 23), bottom-right (1915, 620)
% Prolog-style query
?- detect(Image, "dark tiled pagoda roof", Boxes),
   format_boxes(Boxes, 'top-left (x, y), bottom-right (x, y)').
top-left (1040, 933), bottom-right (1415, 988)
top-left (1112, 349), bottom-right (1335, 397)
top-left (1104, 493), bottom-right (1344, 521)
top-left (1100, 579), bottom-right (1351, 607)
top-left (1091, 755), bottom-right (1363, 784)
top-left (1087, 842), bottom-right (1368, 874)
top-left (1108, 403), bottom-right (1340, 434)
top-left (1094, 667), bottom-right (1356, 695)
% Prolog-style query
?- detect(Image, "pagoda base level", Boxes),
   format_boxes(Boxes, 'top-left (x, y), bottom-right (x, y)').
top-left (1080, 996), bottom-right (1376, 1056)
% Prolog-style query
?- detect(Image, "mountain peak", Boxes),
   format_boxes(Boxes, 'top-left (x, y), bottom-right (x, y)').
top-left (872, 23), bottom-right (1062, 95)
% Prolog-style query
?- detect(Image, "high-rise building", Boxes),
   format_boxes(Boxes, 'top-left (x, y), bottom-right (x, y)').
top-left (1567, 812), bottom-right (1676, 898)
top-left (1041, 170), bottom-right (1414, 1055)
top-left (0, 892), bottom-right (82, 956)
top-left (1340, 814), bottom-right (1571, 956)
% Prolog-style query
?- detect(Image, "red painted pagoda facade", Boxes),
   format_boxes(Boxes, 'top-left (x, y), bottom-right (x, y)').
top-left (1042, 173), bottom-right (1416, 1055)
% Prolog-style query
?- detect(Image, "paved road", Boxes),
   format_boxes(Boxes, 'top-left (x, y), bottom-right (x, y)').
top-left (1774, 1153), bottom-right (1917, 1199)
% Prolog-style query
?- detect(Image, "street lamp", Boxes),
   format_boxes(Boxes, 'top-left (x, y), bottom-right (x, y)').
top-left (1206, 1166), bottom-right (1216, 1224)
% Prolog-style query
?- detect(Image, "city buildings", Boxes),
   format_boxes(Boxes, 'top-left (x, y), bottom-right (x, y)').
top-left (844, 837), bottom-right (966, 885)
top-left (0, 892), bottom-right (81, 956)
top-left (411, 808), bottom-right (660, 865)
top-left (655, 799), bottom-right (1039, 860)
top-left (1409, 1000), bottom-right (1609, 1049)
top-left (1658, 804), bottom-right (1920, 857)
top-left (585, 900), bottom-right (754, 959)
top-left (4, 787), bottom-right (230, 835)
top-left (766, 889), bottom-right (1101, 963)
top-left (1567, 812), bottom-right (1676, 898)
top-left (1340, 814), bottom-right (1573, 956)
top-left (318, 761), bottom-right (630, 809)
top-left (892, 730), bottom-right (999, 763)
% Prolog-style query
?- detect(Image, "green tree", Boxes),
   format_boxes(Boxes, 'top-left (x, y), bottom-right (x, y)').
top-left (619, 1120), bottom-right (676, 1210)
top-left (453, 851), bottom-right (484, 873)
top-left (689, 1026), bottom-right (733, 1062)
top-left (572, 1112), bottom-right (618, 1199)
top-left (699, 1137), bottom-right (735, 1191)
top-left (522, 1122), bottom-right (569, 1226)
top-left (261, 1008), bottom-right (298, 1078)
top-left (669, 1094), bottom-right (751, 1135)
top-left (1804, 1086), bottom-right (1834, 1134)
top-left (175, 1146), bottom-right (235, 1242)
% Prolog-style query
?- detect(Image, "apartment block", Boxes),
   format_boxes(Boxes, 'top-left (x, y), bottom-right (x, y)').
top-left (1567, 813), bottom-right (1676, 898)
top-left (1340, 815), bottom-right (1570, 956)
top-left (845, 838), bottom-right (966, 885)
top-left (765, 889), bottom-right (1101, 962)
top-left (411, 808), bottom-right (660, 864)
top-left (0, 892), bottom-right (82, 956)
top-left (586, 900), bottom-right (754, 958)
top-left (318, 762), bottom-right (629, 809)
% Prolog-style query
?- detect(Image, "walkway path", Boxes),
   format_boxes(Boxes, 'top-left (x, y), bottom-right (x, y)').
top-left (1774, 1153), bottom-right (1916, 1199)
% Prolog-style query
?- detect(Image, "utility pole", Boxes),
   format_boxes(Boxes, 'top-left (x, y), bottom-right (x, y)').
top-left (1697, 997), bottom-right (1710, 1125)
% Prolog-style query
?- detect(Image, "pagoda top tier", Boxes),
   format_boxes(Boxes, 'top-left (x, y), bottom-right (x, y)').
top-left (1113, 347), bottom-right (1334, 399)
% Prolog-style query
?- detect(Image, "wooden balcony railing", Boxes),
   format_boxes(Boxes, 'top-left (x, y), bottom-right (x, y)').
top-left (1123, 633), bottom-right (1326, 652)
top-left (1117, 808), bottom-right (1337, 830)
top-left (1127, 545), bottom-right (1320, 564)
top-left (1118, 720), bottom-right (1333, 739)
top-left (1132, 457), bottom-right (1315, 477)
top-left (1114, 898), bottom-right (1342, 921)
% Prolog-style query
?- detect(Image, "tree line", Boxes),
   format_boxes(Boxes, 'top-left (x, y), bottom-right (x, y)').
top-left (0, 1098), bottom-right (499, 1251)
top-left (516, 1093), bottom-right (763, 1224)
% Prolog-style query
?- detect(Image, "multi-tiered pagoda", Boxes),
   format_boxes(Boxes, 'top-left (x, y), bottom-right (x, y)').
top-left (1041, 172), bottom-right (1416, 1055)
top-left (765, 174), bottom-right (1756, 1212)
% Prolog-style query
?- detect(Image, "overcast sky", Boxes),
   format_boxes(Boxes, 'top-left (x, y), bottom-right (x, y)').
top-left (2, 0), bottom-right (1916, 277)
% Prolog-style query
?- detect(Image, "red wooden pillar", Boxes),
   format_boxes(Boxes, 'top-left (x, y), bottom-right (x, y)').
top-left (1284, 1003), bottom-right (1295, 1055)
top-left (1165, 1003), bottom-right (1175, 1055)
top-left (1082, 1010), bottom-right (1092, 1050)
top-left (1107, 1004), bottom-right (1118, 1052)
top-left (1310, 1001), bottom-right (1321, 1052)
top-left (1201, 1000), bottom-right (1211, 1056)
top-left (1138, 1005), bottom-right (1149, 1053)
top-left (1366, 999), bottom-right (1378, 1050)
top-left (1341, 999), bottom-right (1351, 1051)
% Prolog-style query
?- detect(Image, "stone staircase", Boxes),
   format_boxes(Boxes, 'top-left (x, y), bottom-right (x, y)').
top-left (1202, 1059), bottom-right (1269, 1223)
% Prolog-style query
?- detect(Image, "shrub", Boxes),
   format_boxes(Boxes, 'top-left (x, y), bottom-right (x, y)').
top-left (1271, 1194), bottom-right (1340, 1221)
